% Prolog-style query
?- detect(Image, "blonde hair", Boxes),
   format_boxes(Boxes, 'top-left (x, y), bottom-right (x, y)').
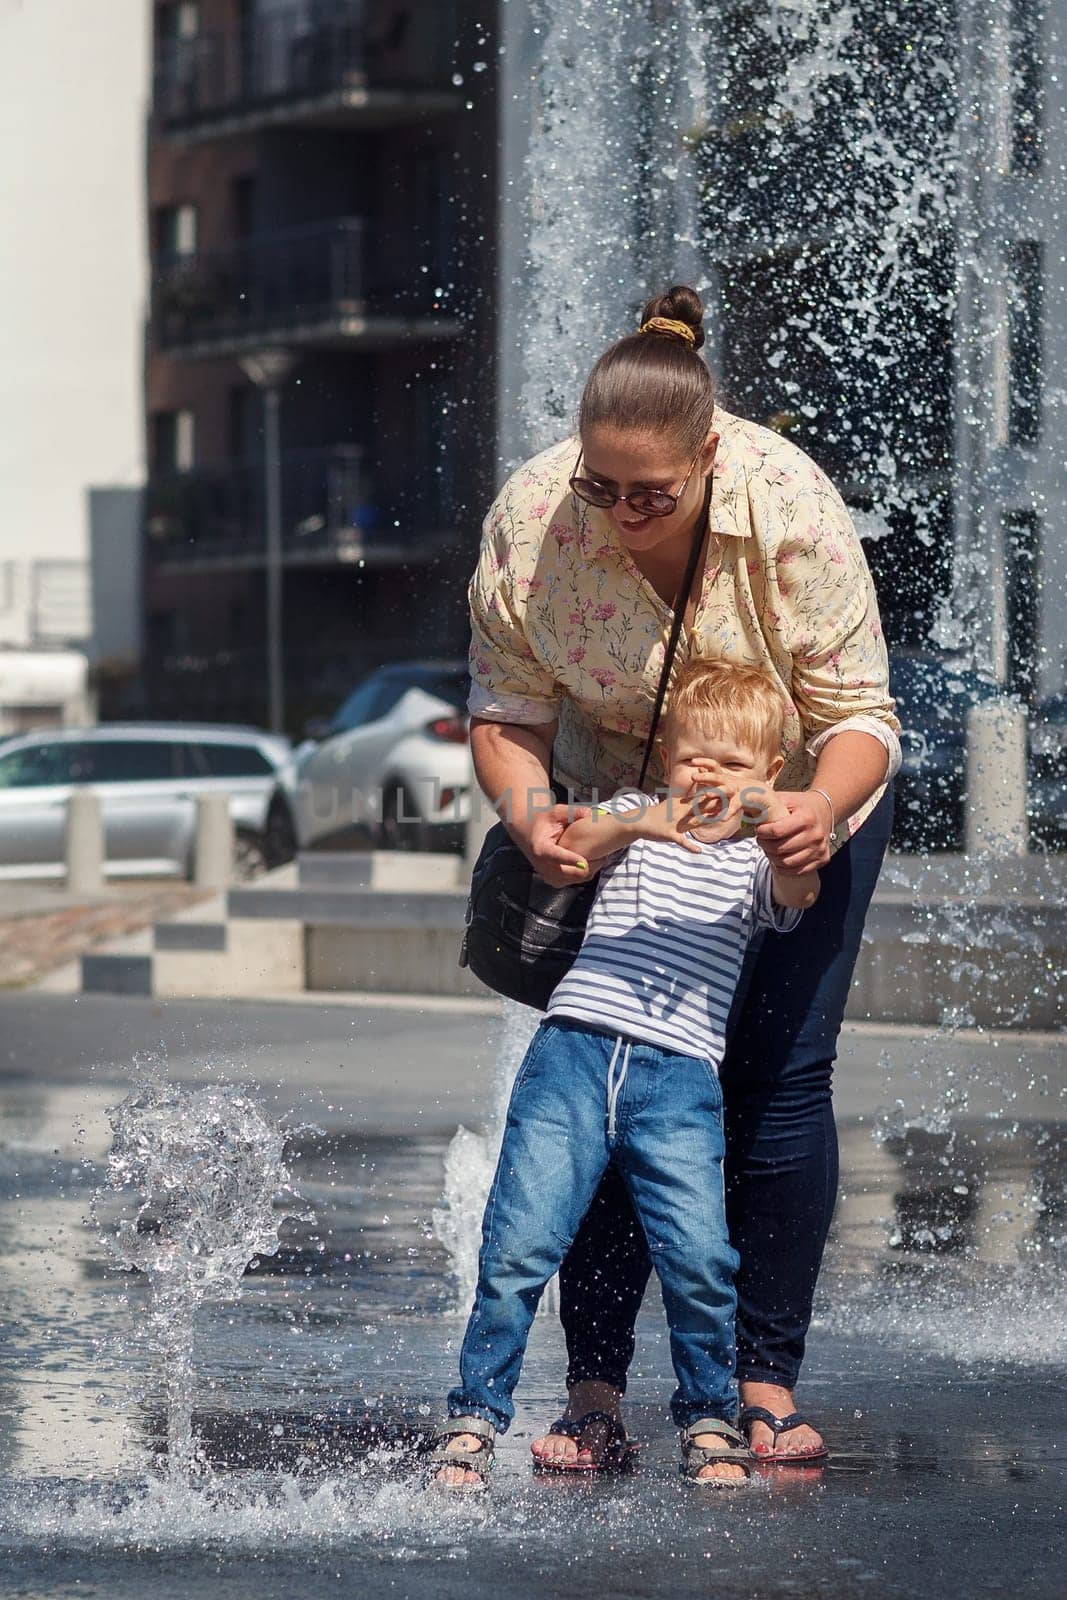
top-left (665, 658), bottom-right (786, 763)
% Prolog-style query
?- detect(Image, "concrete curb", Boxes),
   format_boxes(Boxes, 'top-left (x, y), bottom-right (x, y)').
top-left (57, 850), bottom-right (1066, 1030)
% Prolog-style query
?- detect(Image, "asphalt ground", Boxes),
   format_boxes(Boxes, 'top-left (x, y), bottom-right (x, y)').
top-left (0, 993), bottom-right (1063, 1599)
top-left (2, 991), bottom-right (1063, 1133)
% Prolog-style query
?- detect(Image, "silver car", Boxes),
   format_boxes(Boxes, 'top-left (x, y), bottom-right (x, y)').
top-left (296, 660), bottom-right (472, 851)
top-left (0, 724), bottom-right (297, 882)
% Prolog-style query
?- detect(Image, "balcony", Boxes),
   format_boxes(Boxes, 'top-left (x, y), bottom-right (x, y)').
top-left (151, 219), bottom-right (460, 356)
top-left (153, 0), bottom-right (461, 140)
top-left (145, 447), bottom-right (453, 573)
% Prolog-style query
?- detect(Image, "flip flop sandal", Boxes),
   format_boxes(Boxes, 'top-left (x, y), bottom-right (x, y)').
top-left (679, 1418), bottom-right (754, 1488)
top-left (423, 1415), bottom-right (496, 1492)
top-left (532, 1409), bottom-right (639, 1475)
top-left (739, 1405), bottom-right (829, 1463)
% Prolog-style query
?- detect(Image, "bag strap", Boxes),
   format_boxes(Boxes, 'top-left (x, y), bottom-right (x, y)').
top-left (549, 468), bottom-right (714, 799)
top-left (636, 468), bottom-right (714, 790)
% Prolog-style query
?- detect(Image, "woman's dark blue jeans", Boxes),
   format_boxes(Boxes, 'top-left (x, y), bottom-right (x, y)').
top-left (558, 783), bottom-right (895, 1393)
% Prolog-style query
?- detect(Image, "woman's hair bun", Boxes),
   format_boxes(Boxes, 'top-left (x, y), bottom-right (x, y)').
top-left (580, 282), bottom-right (714, 454)
top-left (640, 285), bottom-right (705, 351)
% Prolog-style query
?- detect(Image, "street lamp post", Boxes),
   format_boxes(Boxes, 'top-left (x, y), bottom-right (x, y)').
top-left (239, 348), bottom-right (298, 734)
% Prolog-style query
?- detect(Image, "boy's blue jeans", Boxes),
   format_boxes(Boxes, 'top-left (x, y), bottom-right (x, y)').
top-left (447, 1016), bottom-right (739, 1434)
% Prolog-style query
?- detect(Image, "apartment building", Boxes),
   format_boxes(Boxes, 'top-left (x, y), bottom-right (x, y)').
top-left (143, 0), bottom-right (1062, 737)
top-left (143, 0), bottom-right (497, 732)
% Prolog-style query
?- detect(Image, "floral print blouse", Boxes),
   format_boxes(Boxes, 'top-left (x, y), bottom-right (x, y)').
top-left (467, 409), bottom-right (901, 851)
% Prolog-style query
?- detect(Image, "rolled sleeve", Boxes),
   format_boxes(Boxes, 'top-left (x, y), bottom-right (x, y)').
top-left (468, 679), bottom-right (560, 723)
top-left (752, 853), bottom-right (804, 933)
top-left (776, 488), bottom-right (901, 758)
top-left (467, 508), bottom-right (561, 727)
top-left (806, 714), bottom-right (902, 781)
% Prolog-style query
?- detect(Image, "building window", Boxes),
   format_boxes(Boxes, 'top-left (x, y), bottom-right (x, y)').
top-left (1007, 240), bottom-right (1042, 447)
top-left (157, 1), bottom-right (199, 47)
top-left (148, 607), bottom-right (184, 658)
top-left (151, 409), bottom-right (196, 475)
top-left (1010, 0), bottom-right (1043, 175)
top-left (154, 3), bottom-right (202, 118)
top-left (153, 203), bottom-right (198, 264)
top-left (1003, 510), bottom-right (1040, 705)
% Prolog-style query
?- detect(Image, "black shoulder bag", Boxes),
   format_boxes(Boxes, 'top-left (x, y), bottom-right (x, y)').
top-left (458, 472), bottom-right (712, 1011)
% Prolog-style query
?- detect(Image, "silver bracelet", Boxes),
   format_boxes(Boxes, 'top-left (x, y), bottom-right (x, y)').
top-left (810, 786), bottom-right (836, 836)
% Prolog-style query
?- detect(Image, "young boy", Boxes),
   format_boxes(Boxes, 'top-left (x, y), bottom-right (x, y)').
top-left (427, 660), bottom-right (820, 1489)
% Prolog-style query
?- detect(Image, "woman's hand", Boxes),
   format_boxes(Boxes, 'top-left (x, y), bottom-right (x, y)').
top-left (512, 802), bottom-right (595, 888)
top-left (754, 790), bottom-right (833, 874)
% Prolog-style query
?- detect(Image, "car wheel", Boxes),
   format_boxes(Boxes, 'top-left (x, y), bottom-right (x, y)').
top-left (265, 796), bottom-right (297, 868)
top-left (378, 780), bottom-right (430, 852)
top-left (234, 828), bottom-right (270, 881)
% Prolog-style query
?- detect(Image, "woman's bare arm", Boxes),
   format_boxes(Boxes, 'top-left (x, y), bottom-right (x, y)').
top-left (754, 730), bottom-right (888, 875)
top-left (808, 728), bottom-right (890, 829)
top-left (470, 715), bottom-right (557, 825)
top-left (469, 716), bottom-right (591, 885)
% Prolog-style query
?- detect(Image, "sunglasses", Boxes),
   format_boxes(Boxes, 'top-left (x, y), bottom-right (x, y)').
top-left (569, 447), bottom-right (702, 519)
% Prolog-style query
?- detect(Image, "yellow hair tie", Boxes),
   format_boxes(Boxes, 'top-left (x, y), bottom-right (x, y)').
top-left (639, 316), bottom-right (697, 348)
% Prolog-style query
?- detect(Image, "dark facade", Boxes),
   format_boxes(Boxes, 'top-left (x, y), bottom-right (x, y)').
top-left (143, 0), bottom-right (498, 733)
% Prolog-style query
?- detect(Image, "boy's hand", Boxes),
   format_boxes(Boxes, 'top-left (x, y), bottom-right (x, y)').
top-left (686, 765), bottom-right (787, 834)
top-left (648, 782), bottom-right (744, 847)
top-left (633, 794), bottom-right (705, 854)
top-left (737, 781), bottom-right (789, 830)
top-left (683, 765), bottom-right (759, 830)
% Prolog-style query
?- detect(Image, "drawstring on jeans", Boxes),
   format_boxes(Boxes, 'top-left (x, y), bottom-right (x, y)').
top-left (606, 1035), bottom-right (633, 1142)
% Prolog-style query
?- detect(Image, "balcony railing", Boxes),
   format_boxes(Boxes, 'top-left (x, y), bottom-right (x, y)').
top-left (154, 0), bottom-right (458, 128)
top-left (146, 447), bottom-right (450, 566)
top-left (152, 218), bottom-right (391, 351)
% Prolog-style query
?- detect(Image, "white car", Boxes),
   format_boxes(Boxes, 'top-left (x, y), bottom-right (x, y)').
top-left (0, 724), bottom-right (298, 881)
top-left (296, 661), bottom-right (471, 851)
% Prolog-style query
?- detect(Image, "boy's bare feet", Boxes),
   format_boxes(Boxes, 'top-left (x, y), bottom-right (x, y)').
top-left (739, 1381), bottom-right (826, 1459)
top-left (530, 1381), bottom-right (624, 1469)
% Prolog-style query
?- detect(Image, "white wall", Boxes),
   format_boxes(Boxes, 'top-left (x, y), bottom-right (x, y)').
top-left (0, 0), bottom-right (148, 565)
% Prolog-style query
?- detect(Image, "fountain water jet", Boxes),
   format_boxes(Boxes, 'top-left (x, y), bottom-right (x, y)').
top-left (436, 0), bottom-right (714, 1311)
top-left (93, 1077), bottom-right (308, 1482)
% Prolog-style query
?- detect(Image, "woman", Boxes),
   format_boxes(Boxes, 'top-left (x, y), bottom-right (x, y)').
top-left (466, 286), bottom-right (899, 1467)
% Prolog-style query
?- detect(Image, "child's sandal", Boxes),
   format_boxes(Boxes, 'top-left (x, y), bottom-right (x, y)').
top-left (423, 1415), bottom-right (496, 1492)
top-left (679, 1418), bottom-right (753, 1487)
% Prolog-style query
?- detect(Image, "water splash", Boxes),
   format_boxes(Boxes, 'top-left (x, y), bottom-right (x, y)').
top-left (520, 0), bottom-right (712, 448)
top-left (432, 1003), bottom-right (541, 1314)
top-left (92, 1078), bottom-right (308, 1482)
top-left (513, 0), bottom-right (1050, 679)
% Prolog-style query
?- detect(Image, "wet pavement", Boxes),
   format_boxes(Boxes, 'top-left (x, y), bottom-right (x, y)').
top-left (0, 993), bottom-right (1063, 1598)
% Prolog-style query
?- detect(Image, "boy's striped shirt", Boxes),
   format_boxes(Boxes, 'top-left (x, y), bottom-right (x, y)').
top-left (545, 791), bottom-right (802, 1067)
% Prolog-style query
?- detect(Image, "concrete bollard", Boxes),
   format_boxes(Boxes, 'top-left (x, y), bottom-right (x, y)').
top-left (194, 793), bottom-right (234, 888)
top-left (66, 789), bottom-right (104, 895)
top-left (965, 698), bottom-right (1029, 857)
top-left (464, 743), bottom-right (495, 870)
